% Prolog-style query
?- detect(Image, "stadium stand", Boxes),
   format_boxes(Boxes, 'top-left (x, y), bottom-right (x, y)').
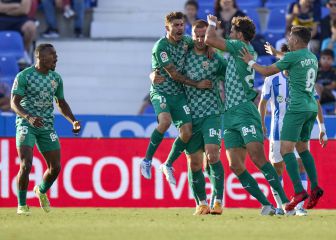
top-left (0, 31), bottom-right (25, 60)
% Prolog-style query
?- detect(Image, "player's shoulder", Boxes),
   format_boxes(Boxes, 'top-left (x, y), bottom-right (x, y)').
top-left (49, 70), bottom-right (62, 81)
top-left (15, 66), bottom-right (35, 80)
top-left (153, 37), bottom-right (169, 50)
top-left (182, 35), bottom-right (192, 43)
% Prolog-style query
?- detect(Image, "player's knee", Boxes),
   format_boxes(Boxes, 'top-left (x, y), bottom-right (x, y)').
top-left (158, 119), bottom-right (171, 132)
top-left (206, 152), bottom-right (219, 164)
top-left (189, 160), bottom-right (202, 172)
top-left (180, 128), bottom-right (192, 142)
top-left (229, 163), bottom-right (245, 176)
top-left (50, 163), bottom-right (61, 176)
top-left (20, 161), bottom-right (32, 175)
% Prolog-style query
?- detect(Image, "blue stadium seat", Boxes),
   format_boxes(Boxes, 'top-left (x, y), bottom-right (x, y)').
top-left (237, 0), bottom-right (262, 8)
top-left (254, 55), bottom-right (275, 88)
top-left (242, 7), bottom-right (260, 33)
top-left (0, 56), bottom-right (19, 78)
top-left (0, 31), bottom-right (24, 60)
top-left (265, 0), bottom-right (293, 8)
top-left (321, 103), bottom-right (336, 115)
top-left (264, 32), bottom-right (285, 47)
top-left (198, 5), bottom-right (214, 20)
top-left (322, 7), bottom-right (329, 19)
top-left (267, 7), bottom-right (287, 33)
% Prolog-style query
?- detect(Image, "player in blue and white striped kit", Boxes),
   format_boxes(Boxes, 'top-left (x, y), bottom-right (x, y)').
top-left (259, 44), bottom-right (328, 216)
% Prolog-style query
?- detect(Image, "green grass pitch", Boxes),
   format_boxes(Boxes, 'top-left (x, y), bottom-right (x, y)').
top-left (1, 208), bottom-right (336, 240)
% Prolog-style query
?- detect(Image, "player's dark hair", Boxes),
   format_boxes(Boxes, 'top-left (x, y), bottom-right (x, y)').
top-left (165, 11), bottom-right (184, 25)
top-left (290, 26), bottom-right (311, 45)
top-left (185, 0), bottom-right (199, 10)
top-left (35, 43), bottom-right (54, 55)
top-left (192, 19), bottom-right (208, 29)
top-left (320, 49), bottom-right (335, 59)
top-left (214, 0), bottom-right (238, 16)
top-left (280, 43), bottom-right (289, 53)
top-left (231, 16), bottom-right (256, 42)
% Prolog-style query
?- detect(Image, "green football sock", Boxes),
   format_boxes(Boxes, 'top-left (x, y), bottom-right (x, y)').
top-left (237, 170), bottom-right (270, 206)
top-left (145, 129), bottom-right (164, 160)
top-left (261, 162), bottom-right (289, 203)
top-left (18, 190), bottom-right (27, 206)
top-left (164, 137), bottom-right (187, 167)
top-left (209, 161), bottom-right (224, 203)
top-left (299, 150), bottom-right (318, 190)
top-left (190, 169), bottom-right (207, 202)
top-left (283, 152), bottom-right (304, 193)
top-left (205, 163), bottom-right (216, 208)
top-left (188, 168), bottom-right (199, 205)
top-left (39, 180), bottom-right (53, 194)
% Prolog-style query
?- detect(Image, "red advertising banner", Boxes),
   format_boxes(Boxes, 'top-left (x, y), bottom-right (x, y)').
top-left (0, 138), bottom-right (335, 208)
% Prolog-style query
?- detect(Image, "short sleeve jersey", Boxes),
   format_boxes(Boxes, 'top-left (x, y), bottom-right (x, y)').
top-left (11, 66), bottom-right (64, 130)
top-left (275, 48), bottom-right (318, 112)
top-left (183, 51), bottom-right (227, 119)
top-left (151, 36), bottom-right (193, 95)
top-left (224, 39), bottom-right (258, 110)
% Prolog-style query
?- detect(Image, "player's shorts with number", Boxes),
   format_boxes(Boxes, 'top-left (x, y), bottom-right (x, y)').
top-left (185, 115), bottom-right (221, 155)
top-left (16, 124), bottom-right (60, 152)
top-left (280, 110), bottom-right (317, 142)
top-left (223, 101), bottom-right (264, 149)
top-left (150, 91), bottom-right (191, 128)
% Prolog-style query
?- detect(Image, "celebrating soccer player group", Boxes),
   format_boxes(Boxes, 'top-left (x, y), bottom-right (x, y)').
top-left (140, 11), bottom-right (328, 216)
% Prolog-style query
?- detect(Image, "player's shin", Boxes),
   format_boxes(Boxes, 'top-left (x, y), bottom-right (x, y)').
top-left (261, 162), bottom-right (289, 203)
top-left (283, 153), bottom-right (305, 193)
top-left (189, 169), bottom-right (207, 205)
top-left (145, 129), bottom-right (164, 160)
top-left (237, 170), bottom-right (271, 206)
top-left (164, 137), bottom-right (187, 166)
top-left (299, 150), bottom-right (318, 190)
top-left (209, 161), bottom-right (224, 204)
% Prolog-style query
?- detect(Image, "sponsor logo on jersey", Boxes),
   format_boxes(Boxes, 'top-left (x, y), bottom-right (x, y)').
top-left (51, 79), bottom-right (58, 90)
top-left (277, 95), bottom-right (284, 103)
top-left (183, 44), bottom-right (188, 52)
top-left (160, 52), bottom-right (169, 63)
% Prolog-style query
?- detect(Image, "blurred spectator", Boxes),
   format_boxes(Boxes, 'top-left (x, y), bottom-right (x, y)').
top-left (0, 0), bottom-right (36, 64)
top-left (0, 82), bottom-right (10, 112)
top-left (321, 19), bottom-right (336, 65)
top-left (275, 25), bottom-right (292, 51)
top-left (214, 0), bottom-right (246, 38)
top-left (184, 0), bottom-right (198, 36)
top-left (41, 0), bottom-right (85, 38)
top-left (286, 0), bottom-right (321, 54)
top-left (316, 49), bottom-right (336, 106)
top-left (320, 0), bottom-right (336, 41)
top-left (138, 94), bottom-right (154, 115)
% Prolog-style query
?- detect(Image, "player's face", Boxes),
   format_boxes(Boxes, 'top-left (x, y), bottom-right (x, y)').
top-left (287, 32), bottom-right (297, 51)
top-left (40, 47), bottom-right (58, 71)
top-left (329, 0), bottom-right (336, 14)
top-left (166, 19), bottom-right (185, 42)
top-left (192, 27), bottom-right (207, 50)
top-left (229, 26), bottom-right (240, 40)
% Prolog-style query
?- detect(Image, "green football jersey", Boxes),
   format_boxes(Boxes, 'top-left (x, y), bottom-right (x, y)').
top-left (151, 35), bottom-right (193, 95)
top-left (183, 51), bottom-right (226, 119)
top-left (11, 66), bottom-right (64, 130)
top-left (275, 48), bottom-right (318, 112)
top-left (224, 39), bottom-right (258, 110)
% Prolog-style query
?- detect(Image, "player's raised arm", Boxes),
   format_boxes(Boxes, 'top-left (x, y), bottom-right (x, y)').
top-left (205, 15), bottom-right (227, 51)
top-left (163, 63), bottom-right (212, 89)
top-left (240, 48), bottom-right (280, 77)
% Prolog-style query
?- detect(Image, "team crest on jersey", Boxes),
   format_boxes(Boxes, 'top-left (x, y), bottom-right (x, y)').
top-left (160, 103), bottom-right (166, 109)
top-left (202, 61), bottom-right (209, 70)
top-left (277, 95), bottom-right (284, 103)
top-left (160, 52), bottom-right (169, 63)
top-left (183, 44), bottom-right (188, 52)
top-left (51, 79), bottom-right (58, 90)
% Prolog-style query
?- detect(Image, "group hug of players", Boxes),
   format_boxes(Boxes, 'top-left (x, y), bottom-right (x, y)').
top-left (140, 11), bottom-right (328, 216)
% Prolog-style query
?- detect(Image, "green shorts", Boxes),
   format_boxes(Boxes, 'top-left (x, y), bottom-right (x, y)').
top-left (185, 115), bottom-right (222, 155)
top-left (223, 101), bottom-right (263, 149)
top-left (281, 110), bottom-right (317, 142)
top-left (16, 124), bottom-right (60, 152)
top-left (150, 91), bottom-right (192, 128)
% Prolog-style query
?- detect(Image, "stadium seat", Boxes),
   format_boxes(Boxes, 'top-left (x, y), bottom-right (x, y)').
top-left (265, 0), bottom-right (293, 8)
top-left (0, 56), bottom-right (19, 78)
top-left (0, 31), bottom-right (24, 60)
top-left (264, 31), bottom-right (284, 47)
top-left (237, 0), bottom-right (262, 8)
top-left (242, 7), bottom-right (260, 33)
top-left (198, 5), bottom-right (214, 20)
top-left (257, 55), bottom-right (275, 66)
top-left (321, 103), bottom-right (336, 115)
top-left (266, 7), bottom-right (287, 33)
top-left (322, 7), bottom-right (329, 19)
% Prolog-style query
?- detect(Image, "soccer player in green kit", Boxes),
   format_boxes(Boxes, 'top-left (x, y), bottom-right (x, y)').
top-left (11, 43), bottom-right (81, 215)
top-left (140, 12), bottom-right (212, 185)
top-left (205, 15), bottom-right (290, 215)
top-left (151, 19), bottom-right (225, 215)
top-left (240, 25), bottom-right (324, 211)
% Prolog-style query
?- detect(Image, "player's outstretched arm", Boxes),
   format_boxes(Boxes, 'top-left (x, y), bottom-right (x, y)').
top-left (316, 101), bottom-right (328, 147)
top-left (265, 42), bottom-right (284, 59)
top-left (163, 63), bottom-right (212, 89)
top-left (55, 98), bottom-right (81, 135)
top-left (239, 48), bottom-right (280, 77)
top-left (205, 15), bottom-right (227, 51)
top-left (10, 94), bottom-right (44, 128)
